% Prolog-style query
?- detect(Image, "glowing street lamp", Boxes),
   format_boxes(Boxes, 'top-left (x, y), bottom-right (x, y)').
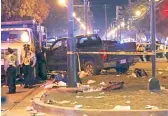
top-left (72, 12), bottom-right (76, 17)
top-left (135, 10), bottom-right (141, 17)
top-left (120, 22), bottom-right (125, 27)
top-left (58, 0), bottom-right (66, 6)
top-left (77, 18), bottom-right (80, 22)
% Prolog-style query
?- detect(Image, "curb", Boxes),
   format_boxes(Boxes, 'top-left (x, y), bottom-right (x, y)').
top-left (32, 91), bottom-right (168, 116)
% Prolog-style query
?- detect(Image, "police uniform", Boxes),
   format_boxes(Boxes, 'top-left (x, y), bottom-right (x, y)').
top-left (5, 48), bottom-right (17, 94)
top-left (22, 44), bottom-right (36, 88)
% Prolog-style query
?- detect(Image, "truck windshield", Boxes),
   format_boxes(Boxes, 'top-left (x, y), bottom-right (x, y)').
top-left (1, 30), bottom-right (30, 42)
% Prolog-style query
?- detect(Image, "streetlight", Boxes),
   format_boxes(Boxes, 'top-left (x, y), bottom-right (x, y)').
top-left (135, 10), bottom-right (141, 17)
top-left (58, 0), bottom-right (66, 6)
top-left (120, 22), bottom-right (125, 27)
top-left (72, 12), bottom-right (76, 17)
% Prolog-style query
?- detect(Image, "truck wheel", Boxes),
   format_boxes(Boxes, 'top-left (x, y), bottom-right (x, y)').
top-left (84, 61), bottom-right (100, 76)
top-left (115, 65), bottom-right (129, 74)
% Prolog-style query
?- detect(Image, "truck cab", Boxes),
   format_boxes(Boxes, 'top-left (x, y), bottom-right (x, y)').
top-left (1, 20), bottom-right (47, 80)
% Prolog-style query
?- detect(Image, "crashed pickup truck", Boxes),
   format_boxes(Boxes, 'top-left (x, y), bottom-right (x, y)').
top-left (44, 34), bottom-right (137, 75)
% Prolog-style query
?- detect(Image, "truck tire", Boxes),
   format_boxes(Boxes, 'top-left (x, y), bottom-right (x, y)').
top-left (84, 61), bottom-right (100, 76)
top-left (115, 65), bottom-right (129, 74)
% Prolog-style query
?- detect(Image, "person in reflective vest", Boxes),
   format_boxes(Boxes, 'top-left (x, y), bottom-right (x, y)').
top-left (21, 44), bottom-right (36, 88)
top-left (4, 48), bottom-right (17, 94)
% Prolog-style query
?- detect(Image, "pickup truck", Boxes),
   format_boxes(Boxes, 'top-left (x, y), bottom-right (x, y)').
top-left (45, 34), bottom-right (137, 75)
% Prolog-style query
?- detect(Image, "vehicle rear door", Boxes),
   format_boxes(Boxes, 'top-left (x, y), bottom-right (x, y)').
top-left (46, 39), bottom-right (67, 71)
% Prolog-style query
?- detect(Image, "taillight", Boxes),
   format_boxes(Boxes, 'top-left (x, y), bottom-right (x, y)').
top-left (101, 50), bottom-right (108, 60)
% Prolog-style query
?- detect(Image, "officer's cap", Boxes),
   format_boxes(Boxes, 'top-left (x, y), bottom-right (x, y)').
top-left (23, 44), bottom-right (30, 48)
top-left (8, 48), bottom-right (14, 53)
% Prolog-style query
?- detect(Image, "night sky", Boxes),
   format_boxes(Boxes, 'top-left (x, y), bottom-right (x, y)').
top-left (89, 0), bottom-right (128, 36)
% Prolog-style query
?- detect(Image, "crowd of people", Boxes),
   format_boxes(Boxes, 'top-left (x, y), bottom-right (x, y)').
top-left (136, 44), bottom-right (168, 62)
top-left (4, 44), bottom-right (45, 94)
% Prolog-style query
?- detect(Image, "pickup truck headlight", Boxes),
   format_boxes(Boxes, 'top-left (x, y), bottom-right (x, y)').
top-left (21, 32), bottom-right (30, 43)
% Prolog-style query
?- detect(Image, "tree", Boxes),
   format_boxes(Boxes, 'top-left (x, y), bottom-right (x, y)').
top-left (1, 0), bottom-right (49, 23)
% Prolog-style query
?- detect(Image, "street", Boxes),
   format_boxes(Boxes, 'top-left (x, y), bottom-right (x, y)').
top-left (1, 62), bottom-right (168, 115)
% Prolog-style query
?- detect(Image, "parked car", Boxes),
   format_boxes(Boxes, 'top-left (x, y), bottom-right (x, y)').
top-left (44, 34), bottom-right (137, 75)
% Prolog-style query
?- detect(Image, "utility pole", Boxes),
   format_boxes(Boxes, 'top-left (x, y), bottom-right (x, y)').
top-left (105, 4), bottom-right (108, 40)
top-left (149, 0), bottom-right (160, 91)
top-left (84, 0), bottom-right (88, 34)
top-left (67, 0), bottom-right (77, 87)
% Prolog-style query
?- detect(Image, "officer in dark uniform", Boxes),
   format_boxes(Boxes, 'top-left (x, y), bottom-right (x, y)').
top-left (4, 48), bottom-right (17, 94)
top-left (21, 44), bottom-right (36, 88)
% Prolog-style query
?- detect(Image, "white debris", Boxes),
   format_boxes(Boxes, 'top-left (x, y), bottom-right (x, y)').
top-left (36, 113), bottom-right (45, 116)
top-left (87, 80), bottom-right (96, 84)
top-left (126, 101), bottom-right (131, 104)
top-left (99, 92), bottom-right (105, 95)
top-left (113, 105), bottom-right (131, 110)
top-left (158, 72), bottom-right (163, 75)
top-left (116, 75), bottom-right (120, 77)
top-left (58, 100), bottom-right (70, 104)
top-left (58, 81), bottom-right (67, 86)
top-left (29, 110), bottom-right (37, 114)
top-left (79, 85), bottom-right (90, 91)
top-left (95, 96), bottom-right (104, 99)
top-left (74, 105), bottom-right (83, 109)
top-left (145, 105), bottom-right (159, 110)
top-left (100, 82), bottom-right (106, 86)
top-left (75, 96), bottom-right (84, 98)
top-left (85, 96), bottom-right (93, 99)
top-left (131, 73), bottom-right (137, 78)
top-left (26, 106), bottom-right (34, 111)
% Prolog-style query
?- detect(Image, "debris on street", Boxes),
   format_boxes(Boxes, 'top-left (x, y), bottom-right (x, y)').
top-left (85, 96), bottom-right (93, 99)
top-left (102, 81), bottom-right (124, 91)
top-left (36, 112), bottom-right (45, 116)
top-left (74, 105), bottom-right (83, 109)
top-left (87, 80), bottom-right (96, 84)
top-left (134, 68), bottom-right (148, 77)
top-left (26, 106), bottom-right (34, 111)
top-left (113, 105), bottom-right (131, 110)
top-left (100, 81), bottom-right (106, 86)
top-left (158, 72), bottom-right (163, 75)
top-left (145, 105), bottom-right (159, 110)
top-left (99, 92), bottom-right (105, 95)
top-left (126, 101), bottom-right (131, 104)
top-left (75, 96), bottom-right (84, 98)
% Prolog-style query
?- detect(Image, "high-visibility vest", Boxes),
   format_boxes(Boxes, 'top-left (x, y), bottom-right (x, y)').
top-left (22, 51), bottom-right (35, 65)
top-left (5, 54), bottom-right (17, 67)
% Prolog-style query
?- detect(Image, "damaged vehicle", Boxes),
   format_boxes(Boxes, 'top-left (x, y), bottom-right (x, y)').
top-left (44, 34), bottom-right (137, 75)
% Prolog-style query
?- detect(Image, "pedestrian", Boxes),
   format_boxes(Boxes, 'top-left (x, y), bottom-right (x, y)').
top-left (145, 44), bottom-right (151, 61)
top-left (21, 44), bottom-right (36, 88)
top-left (138, 45), bottom-right (144, 61)
top-left (4, 48), bottom-right (17, 94)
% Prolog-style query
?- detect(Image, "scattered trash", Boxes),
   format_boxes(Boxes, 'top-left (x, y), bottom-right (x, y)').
top-left (126, 101), bottom-right (131, 104)
top-left (85, 96), bottom-right (93, 99)
top-left (139, 90), bottom-right (146, 94)
top-left (162, 76), bottom-right (167, 79)
top-left (99, 92), bottom-right (105, 95)
top-left (100, 82), bottom-right (106, 86)
top-left (158, 72), bottom-right (163, 75)
top-left (78, 85), bottom-right (90, 91)
top-left (102, 81), bottom-right (124, 91)
top-left (95, 96), bottom-right (104, 99)
top-left (26, 106), bottom-right (34, 111)
top-left (134, 68), bottom-right (148, 77)
top-left (145, 105), bottom-right (159, 110)
top-left (29, 110), bottom-right (37, 114)
top-left (113, 105), bottom-right (131, 110)
top-left (87, 80), bottom-right (96, 84)
top-left (74, 105), bottom-right (83, 109)
top-left (36, 112), bottom-right (45, 116)
top-left (47, 100), bottom-right (54, 104)
top-left (116, 75), bottom-right (120, 77)
top-left (76, 96), bottom-right (84, 98)
top-left (58, 81), bottom-right (67, 86)
top-left (131, 73), bottom-right (137, 78)
top-left (58, 100), bottom-right (70, 104)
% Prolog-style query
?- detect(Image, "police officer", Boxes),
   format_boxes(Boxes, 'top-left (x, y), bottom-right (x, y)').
top-left (21, 44), bottom-right (36, 88)
top-left (4, 48), bottom-right (17, 94)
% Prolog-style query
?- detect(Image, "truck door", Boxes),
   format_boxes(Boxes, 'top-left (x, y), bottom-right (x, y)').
top-left (47, 39), bottom-right (67, 71)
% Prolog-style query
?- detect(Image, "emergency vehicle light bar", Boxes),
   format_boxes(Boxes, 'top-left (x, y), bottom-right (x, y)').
top-left (1, 20), bottom-right (36, 25)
